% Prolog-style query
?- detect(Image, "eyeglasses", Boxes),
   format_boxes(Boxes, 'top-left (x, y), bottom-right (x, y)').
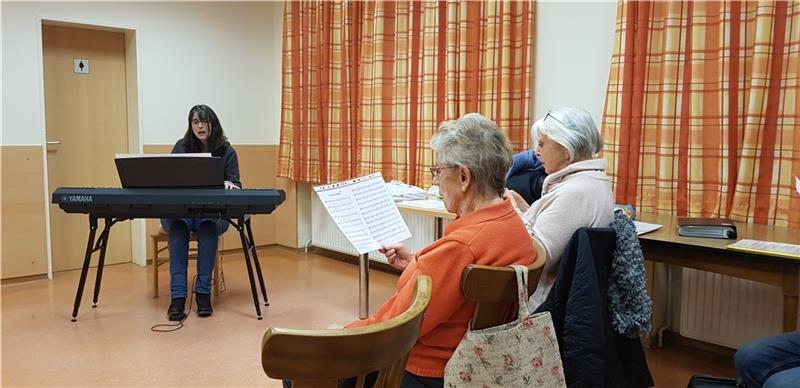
top-left (429, 165), bottom-right (459, 178)
top-left (544, 110), bottom-right (565, 125)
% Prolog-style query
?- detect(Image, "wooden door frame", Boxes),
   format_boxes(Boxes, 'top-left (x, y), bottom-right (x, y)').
top-left (37, 16), bottom-right (146, 279)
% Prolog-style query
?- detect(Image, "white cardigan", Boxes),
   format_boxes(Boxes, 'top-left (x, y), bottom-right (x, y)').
top-left (523, 158), bottom-right (614, 309)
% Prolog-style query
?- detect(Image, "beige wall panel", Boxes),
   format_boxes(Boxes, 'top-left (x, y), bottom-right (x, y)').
top-left (142, 144), bottom-right (298, 260)
top-left (274, 177), bottom-right (298, 248)
top-left (1, 146), bottom-right (48, 279)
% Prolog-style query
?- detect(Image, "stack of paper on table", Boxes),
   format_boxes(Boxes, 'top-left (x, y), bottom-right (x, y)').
top-left (727, 239), bottom-right (800, 260)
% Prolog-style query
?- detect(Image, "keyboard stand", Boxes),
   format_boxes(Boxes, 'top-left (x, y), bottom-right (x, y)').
top-left (70, 214), bottom-right (269, 321)
top-left (228, 215), bottom-right (269, 319)
top-left (71, 215), bottom-right (126, 321)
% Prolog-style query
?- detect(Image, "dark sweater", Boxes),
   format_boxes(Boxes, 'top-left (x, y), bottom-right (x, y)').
top-left (171, 138), bottom-right (241, 188)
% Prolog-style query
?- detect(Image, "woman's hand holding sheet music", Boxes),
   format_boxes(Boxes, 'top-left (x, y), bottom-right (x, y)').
top-left (379, 243), bottom-right (414, 270)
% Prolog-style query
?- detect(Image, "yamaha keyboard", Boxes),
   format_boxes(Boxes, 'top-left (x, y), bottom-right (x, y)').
top-left (52, 187), bottom-right (285, 218)
top-left (51, 186), bottom-right (285, 322)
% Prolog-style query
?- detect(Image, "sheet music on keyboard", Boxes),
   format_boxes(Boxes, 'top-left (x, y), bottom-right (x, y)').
top-left (314, 173), bottom-right (412, 254)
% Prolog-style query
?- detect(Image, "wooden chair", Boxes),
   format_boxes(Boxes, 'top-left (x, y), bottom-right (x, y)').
top-left (150, 227), bottom-right (224, 298)
top-left (461, 236), bottom-right (548, 330)
top-left (261, 275), bottom-right (433, 388)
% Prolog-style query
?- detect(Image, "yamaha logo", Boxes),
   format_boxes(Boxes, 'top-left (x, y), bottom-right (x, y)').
top-left (62, 194), bottom-right (92, 203)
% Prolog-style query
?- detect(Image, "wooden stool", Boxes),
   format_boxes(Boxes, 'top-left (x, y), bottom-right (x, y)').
top-left (151, 227), bottom-right (224, 298)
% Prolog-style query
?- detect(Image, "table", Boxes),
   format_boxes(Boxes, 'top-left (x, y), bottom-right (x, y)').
top-left (395, 201), bottom-right (456, 239)
top-left (637, 213), bottom-right (800, 332)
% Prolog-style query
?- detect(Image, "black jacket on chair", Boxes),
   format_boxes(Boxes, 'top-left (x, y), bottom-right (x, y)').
top-left (535, 228), bottom-right (654, 388)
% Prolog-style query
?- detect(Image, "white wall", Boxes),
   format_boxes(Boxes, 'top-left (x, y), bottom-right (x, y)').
top-left (533, 1), bottom-right (618, 129)
top-left (1, 1), bottom-right (284, 146)
top-left (2, 1), bottom-right (618, 145)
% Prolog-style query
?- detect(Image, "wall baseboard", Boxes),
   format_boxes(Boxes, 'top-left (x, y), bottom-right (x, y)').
top-left (663, 329), bottom-right (736, 359)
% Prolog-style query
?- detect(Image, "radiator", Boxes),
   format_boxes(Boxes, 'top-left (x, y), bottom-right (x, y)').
top-left (679, 268), bottom-right (783, 348)
top-left (311, 194), bottom-right (443, 264)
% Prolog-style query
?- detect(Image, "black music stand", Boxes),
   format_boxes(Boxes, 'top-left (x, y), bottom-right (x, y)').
top-left (115, 155), bottom-right (224, 188)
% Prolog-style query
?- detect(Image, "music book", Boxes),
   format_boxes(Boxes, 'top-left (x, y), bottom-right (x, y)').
top-left (313, 173), bottom-right (412, 254)
top-left (677, 217), bottom-right (737, 239)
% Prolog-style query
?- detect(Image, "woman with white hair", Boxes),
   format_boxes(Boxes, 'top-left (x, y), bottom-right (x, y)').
top-left (506, 106), bottom-right (614, 309)
top-left (358, 113), bottom-right (537, 387)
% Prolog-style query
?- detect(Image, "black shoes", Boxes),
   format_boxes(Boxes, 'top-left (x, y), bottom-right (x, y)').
top-left (196, 293), bottom-right (213, 317)
top-left (167, 297), bottom-right (186, 321)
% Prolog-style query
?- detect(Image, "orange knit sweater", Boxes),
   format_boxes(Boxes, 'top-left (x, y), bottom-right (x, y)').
top-left (347, 198), bottom-right (537, 377)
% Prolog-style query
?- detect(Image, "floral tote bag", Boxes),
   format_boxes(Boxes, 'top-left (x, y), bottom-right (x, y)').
top-left (444, 264), bottom-right (566, 387)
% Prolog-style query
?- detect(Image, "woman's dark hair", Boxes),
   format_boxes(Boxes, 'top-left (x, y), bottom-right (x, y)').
top-left (183, 104), bottom-right (229, 155)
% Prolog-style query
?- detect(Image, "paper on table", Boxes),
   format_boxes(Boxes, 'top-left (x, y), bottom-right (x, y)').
top-left (727, 239), bottom-right (800, 260)
top-left (314, 173), bottom-right (412, 254)
top-left (398, 199), bottom-right (447, 211)
top-left (795, 176), bottom-right (799, 195)
top-left (633, 220), bottom-right (662, 235)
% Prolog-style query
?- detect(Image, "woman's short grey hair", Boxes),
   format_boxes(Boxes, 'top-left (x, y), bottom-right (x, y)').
top-left (430, 113), bottom-right (513, 196)
top-left (531, 107), bottom-right (603, 162)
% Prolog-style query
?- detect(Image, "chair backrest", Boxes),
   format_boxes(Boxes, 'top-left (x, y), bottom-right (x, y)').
top-left (261, 275), bottom-right (433, 388)
top-left (461, 236), bottom-right (547, 330)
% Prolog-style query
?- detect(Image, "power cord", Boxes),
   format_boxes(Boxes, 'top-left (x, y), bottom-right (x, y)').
top-left (151, 274), bottom-right (198, 333)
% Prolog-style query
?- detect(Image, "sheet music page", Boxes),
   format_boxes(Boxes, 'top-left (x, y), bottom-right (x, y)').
top-left (115, 153), bottom-right (212, 158)
top-left (728, 239), bottom-right (800, 258)
top-left (314, 173), bottom-right (412, 254)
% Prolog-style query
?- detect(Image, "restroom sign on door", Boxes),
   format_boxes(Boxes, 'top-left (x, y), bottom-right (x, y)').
top-left (74, 58), bottom-right (89, 74)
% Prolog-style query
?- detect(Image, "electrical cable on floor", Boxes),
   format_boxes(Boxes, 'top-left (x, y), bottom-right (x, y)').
top-left (150, 274), bottom-right (198, 333)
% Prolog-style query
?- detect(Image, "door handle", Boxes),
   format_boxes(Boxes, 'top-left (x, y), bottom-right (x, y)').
top-left (46, 140), bottom-right (61, 152)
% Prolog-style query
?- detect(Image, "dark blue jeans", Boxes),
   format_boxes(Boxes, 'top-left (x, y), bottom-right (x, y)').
top-left (736, 332), bottom-right (800, 388)
top-left (160, 218), bottom-right (229, 298)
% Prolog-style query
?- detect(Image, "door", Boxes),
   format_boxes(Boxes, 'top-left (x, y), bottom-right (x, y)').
top-left (43, 23), bottom-right (131, 271)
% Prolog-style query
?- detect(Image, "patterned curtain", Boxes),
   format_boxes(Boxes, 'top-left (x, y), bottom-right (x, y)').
top-left (278, 1), bottom-right (534, 186)
top-left (602, 1), bottom-right (800, 227)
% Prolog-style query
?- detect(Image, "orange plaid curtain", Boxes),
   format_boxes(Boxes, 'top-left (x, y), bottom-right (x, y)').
top-left (603, 1), bottom-right (800, 227)
top-left (278, 1), bottom-right (534, 186)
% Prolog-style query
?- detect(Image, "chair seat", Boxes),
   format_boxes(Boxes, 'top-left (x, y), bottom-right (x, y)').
top-left (150, 226), bottom-right (224, 298)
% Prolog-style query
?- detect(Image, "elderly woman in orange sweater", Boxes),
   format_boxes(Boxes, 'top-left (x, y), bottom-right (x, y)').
top-left (348, 113), bottom-right (538, 388)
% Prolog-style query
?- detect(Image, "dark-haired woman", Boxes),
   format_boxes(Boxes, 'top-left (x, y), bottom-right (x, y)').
top-left (161, 104), bottom-right (241, 320)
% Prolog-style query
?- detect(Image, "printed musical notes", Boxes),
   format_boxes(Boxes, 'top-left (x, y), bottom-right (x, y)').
top-left (314, 173), bottom-right (411, 254)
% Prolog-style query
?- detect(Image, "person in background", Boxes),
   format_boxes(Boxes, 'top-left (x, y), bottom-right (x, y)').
top-left (505, 148), bottom-right (548, 205)
top-left (736, 332), bottom-right (800, 387)
top-left (505, 106), bottom-right (614, 310)
top-left (161, 104), bottom-right (241, 321)
top-left (359, 113), bottom-right (538, 388)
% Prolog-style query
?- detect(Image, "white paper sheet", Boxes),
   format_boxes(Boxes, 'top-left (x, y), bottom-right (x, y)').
top-left (398, 199), bottom-right (447, 211)
top-left (795, 176), bottom-right (799, 195)
top-left (314, 173), bottom-right (412, 254)
top-left (115, 153), bottom-right (212, 158)
top-left (728, 239), bottom-right (800, 259)
top-left (633, 221), bottom-right (662, 235)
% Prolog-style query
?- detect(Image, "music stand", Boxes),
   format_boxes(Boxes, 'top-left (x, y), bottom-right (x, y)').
top-left (115, 154), bottom-right (224, 188)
